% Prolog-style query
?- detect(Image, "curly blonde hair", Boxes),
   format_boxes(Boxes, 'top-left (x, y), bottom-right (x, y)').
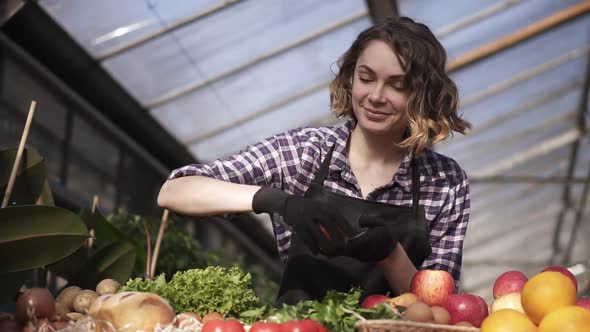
top-left (329, 17), bottom-right (471, 156)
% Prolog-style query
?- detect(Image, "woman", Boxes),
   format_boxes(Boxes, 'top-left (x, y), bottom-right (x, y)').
top-left (158, 16), bottom-right (471, 305)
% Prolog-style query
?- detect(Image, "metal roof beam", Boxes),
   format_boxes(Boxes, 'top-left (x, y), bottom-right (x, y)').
top-left (365, 0), bottom-right (398, 23)
top-left (447, 1), bottom-right (590, 71)
top-left (552, 52), bottom-right (590, 265)
top-left (470, 175), bottom-right (589, 184)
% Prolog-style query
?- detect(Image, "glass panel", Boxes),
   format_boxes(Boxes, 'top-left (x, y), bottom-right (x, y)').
top-left (151, 18), bottom-right (372, 144)
top-left (0, 53), bottom-right (67, 177)
top-left (102, 0), bottom-right (367, 103)
top-left (39, 0), bottom-right (223, 57)
top-left (67, 155), bottom-right (117, 212)
top-left (397, 0), bottom-right (499, 32)
top-left (441, 0), bottom-right (584, 58)
top-left (70, 115), bottom-right (119, 178)
top-left (450, 16), bottom-right (589, 98)
top-left (117, 151), bottom-right (163, 216)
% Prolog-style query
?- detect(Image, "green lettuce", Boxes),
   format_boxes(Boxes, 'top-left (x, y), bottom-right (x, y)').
top-left (120, 266), bottom-right (260, 319)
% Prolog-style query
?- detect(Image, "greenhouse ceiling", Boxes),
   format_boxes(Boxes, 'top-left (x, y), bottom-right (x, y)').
top-left (37, 0), bottom-right (590, 299)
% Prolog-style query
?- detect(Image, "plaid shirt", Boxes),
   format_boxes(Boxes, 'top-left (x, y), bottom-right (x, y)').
top-left (169, 120), bottom-right (470, 284)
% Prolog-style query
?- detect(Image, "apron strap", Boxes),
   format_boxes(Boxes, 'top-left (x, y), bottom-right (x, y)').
top-left (411, 157), bottom-right (420, 218)
top-left (311, 143), bottom-right (336, 186)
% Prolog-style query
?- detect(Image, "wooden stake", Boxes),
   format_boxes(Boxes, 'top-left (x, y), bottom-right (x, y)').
top-left (86, 194), bottom-right (99, 249)
top-left (143, 221), bottom-right (152, 279)
top-left (91, 195), bottom-right (99, 213)
top-left (150, 209), bottom-right (169, 278)
top-left (447, 1), bottom-right (590, 72)
top-left (2, 101), bottom-right (37, 208)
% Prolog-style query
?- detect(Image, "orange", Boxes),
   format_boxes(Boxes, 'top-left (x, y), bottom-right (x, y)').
top-left (480, 309), bottom-right (537, 332)
top-left (521, 271), bottom-right (577, 324)
top-left (538, 305), bottom-right (590, 332)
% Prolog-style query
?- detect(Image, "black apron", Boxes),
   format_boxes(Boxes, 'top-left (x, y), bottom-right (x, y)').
top-left (275, 145), bottom-right (432, 305)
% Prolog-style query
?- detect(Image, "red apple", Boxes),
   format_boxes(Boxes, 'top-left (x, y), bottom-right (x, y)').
top-left (490, 293), bottom-right (524, 313)
top-left (443, 293), bottom-right (488, 328)
top-left (410, 269), bottom-right (455, 306)
top-left (542, 266), bottom-right (578, 292)
top-left (475, 294), bottom-right (489, 317)
top-left (361, 294), bottom-right (390, 308)
top-left (576, 298), bottom-right (590, 311)
top-left (492, 270), bottom-right (528, 299)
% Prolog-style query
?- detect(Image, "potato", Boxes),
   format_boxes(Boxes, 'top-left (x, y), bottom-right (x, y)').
top-left (72, 290), bottom-right (99, 314)
top-left (202, 311), bottom-right (224, 323)
top-left (96, 279), bottom-right (120, 296)
top-left (55, 286), bottom-right (81, 311)
top-left (403, 301), bottom-right (434, 323)
top-left (431, 306), bottom-right (451, 325)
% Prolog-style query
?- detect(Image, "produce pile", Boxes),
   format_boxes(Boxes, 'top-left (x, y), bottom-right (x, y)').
top-left (0, 266), bottom-right (400, 332)
top-left (2, 264), bottom-right (589, 332)
top-left (379, 265), bottom-right (590, 331)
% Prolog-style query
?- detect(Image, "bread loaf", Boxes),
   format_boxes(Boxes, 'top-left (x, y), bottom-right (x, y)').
top-left (88, 292), bottom-right (175, 332)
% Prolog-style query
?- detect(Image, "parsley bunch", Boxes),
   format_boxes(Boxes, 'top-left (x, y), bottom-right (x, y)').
top-left (264, 289), bottom-right (401, 332)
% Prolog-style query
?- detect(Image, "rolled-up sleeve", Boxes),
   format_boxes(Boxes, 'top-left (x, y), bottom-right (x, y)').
top-left (423, 169), bottom-right (470, 286)
top-left (168, 135), bottom-right (285, 188)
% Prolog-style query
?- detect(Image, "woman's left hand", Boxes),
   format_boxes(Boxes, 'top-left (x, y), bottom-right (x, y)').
top-left (321, 216), bottom-right (399, 261)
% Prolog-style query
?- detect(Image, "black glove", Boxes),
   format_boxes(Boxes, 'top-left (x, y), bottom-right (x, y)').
top-left (343, 216), bottom-right (400, 262)
top-left (252, 187), bottom-right (355, 255)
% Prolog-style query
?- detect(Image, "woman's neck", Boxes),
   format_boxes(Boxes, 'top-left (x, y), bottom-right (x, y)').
top-left (348, 126), bottom-right (405, 166)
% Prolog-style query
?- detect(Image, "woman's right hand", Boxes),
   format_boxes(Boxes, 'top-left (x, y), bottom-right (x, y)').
top-left (252, 187), bottom-right (354, 254)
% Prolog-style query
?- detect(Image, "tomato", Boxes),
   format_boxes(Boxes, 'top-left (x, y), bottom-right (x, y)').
top-left (250, 321), bottom-right (282, 332)
top-left (280, 319), bottom-right (321, 332)
top-left (201, 319), bottom-right (245, 332)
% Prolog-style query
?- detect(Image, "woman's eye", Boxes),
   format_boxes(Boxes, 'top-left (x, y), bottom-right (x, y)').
top-left (358, 76), bottom-right (372, 83)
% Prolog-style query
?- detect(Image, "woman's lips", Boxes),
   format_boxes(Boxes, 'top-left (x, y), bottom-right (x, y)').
top-left (363, 106), bottom-right (390, 120)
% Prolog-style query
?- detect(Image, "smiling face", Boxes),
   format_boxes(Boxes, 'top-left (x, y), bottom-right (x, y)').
top-left (351, 40), bottom-right (409, 139)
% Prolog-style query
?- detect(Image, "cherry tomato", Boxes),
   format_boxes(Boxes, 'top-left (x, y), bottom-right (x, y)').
top-left (201, 319), bottom-right (245, 332)
top-left (250, 321), bottom-right (282, 332)
top-left (280, 319), bottom-right (320, 332)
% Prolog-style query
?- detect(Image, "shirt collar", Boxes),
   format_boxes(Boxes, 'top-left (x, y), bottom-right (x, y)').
top-left (323, 119), bottom-right (442, 192)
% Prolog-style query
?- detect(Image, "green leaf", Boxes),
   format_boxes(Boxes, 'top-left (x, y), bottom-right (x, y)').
top-left (65, 241), bottom-right (136, 289)
top-left (50, 210), bottom-right (142, 287)
top-left (37, 179), bottom-right (55, 206)
top-left (47, 244), bottom-right (89, 280)
top-left (0, 148), bottom-right (47, 205)
top-left (0, 205), bottom-right (89, 272)
top-left (81, 210), bottom-right (142, 248)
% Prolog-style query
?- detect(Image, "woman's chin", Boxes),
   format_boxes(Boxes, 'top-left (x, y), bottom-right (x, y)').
top-left (358, 120), bottom-right (395, 136)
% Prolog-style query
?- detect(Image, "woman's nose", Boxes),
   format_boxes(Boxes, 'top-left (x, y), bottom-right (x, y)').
top-left (368, 85), bottom-right (386, 103)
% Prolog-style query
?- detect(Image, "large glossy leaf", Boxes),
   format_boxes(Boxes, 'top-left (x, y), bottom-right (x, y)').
top-left (66, 241), bottom-right (136, 289)
top-left (0, 205), bottom-right (89, 272)
top-left (0, 148), bottom-right (47, 205)
top-left (49, 210), bottom-right (143, 286)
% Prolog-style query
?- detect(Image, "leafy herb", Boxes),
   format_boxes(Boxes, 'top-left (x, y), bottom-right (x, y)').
top-left (265, 289), bottom-right (401, 332)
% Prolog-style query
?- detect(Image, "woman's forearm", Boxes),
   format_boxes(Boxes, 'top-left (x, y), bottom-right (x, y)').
top-left (378, 244), bottom-right (418, 295)
top-left (157, 176), bottom-right (262, 216)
